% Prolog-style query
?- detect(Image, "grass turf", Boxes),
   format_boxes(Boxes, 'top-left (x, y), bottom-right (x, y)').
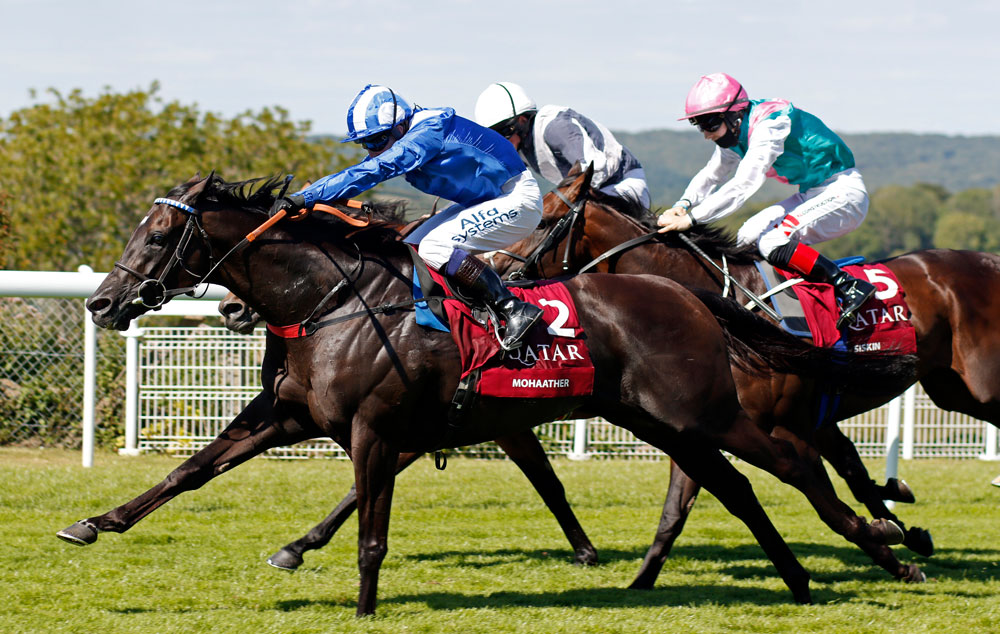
top-left (2, 448), bottom-right (998, 633)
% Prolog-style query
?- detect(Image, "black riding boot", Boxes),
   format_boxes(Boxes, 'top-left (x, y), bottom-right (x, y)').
top-left (769, 241), bottom-right (876, 329)
top-left (447, 252), bottom-right (544, 351)
top-left (810, 254), bottom-right (877, 328)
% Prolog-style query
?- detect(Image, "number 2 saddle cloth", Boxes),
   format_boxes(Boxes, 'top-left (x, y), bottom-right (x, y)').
top-left (756, 259), bottom-right (916, 355)
top-left (413, 262), bottom-right (595, 399)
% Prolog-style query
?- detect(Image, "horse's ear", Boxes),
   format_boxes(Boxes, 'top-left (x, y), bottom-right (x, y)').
top-left (582, 161), bottom-right (595, 191)
top-left (186, 172), bottom-right (201, 183)
top-left (182, 173), bottom-right (213, 203)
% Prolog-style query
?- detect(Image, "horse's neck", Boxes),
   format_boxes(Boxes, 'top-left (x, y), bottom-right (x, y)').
top-left (589, 211), bottom-right (760, 291)
top-left (218, 228), bottom-right (412, 327)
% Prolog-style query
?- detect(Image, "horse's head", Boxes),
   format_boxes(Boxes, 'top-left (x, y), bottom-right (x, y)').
top-left (87, 173), bottom-right (230, 330)
top-left (218, 291), bottom-right (261, 335)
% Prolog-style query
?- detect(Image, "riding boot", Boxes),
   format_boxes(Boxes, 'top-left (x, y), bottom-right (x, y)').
top-left (768, 240), bottom-right (876, 329)
top-left (444, 249), bottom-right (544, 351)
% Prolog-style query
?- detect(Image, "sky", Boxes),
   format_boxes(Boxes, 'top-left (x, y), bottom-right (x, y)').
top-left (2, 0), bottom-right (999, 138)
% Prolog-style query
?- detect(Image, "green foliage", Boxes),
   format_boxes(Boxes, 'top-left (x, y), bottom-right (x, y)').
top-left (0, 83), bottom-right (355, 271)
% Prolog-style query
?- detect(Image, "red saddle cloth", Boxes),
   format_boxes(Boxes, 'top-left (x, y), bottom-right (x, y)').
top-left (427, 269), bottom-right (595, 398)
top-left (786, 263), bottom-right (917, 354)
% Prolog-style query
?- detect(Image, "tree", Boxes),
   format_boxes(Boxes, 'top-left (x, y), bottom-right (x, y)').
top-left (0, 84), bottom-right (356, 271)
top-left (934, 212), bottom-right (1000, 251)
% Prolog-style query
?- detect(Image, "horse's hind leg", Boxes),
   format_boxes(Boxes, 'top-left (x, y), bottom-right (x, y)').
top-left (717, 414), bottom-right (925, 583)
top-left (629, 459), bottom-right (701, 589)
top-left (268, 451), bottom-right (424, 571)
top-left (57, 392), bottom-right (311, 545)
top-left (495, 430), bottom-right (598, 565)
top-left (812, 423), bottom-right (933, 557)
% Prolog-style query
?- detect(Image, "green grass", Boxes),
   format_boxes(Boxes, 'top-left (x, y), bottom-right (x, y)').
top-left (2, 448), bottom-right (999, 633)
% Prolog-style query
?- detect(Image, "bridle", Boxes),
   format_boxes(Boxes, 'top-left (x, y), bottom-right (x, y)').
top-left (504, 187), bottom-right (589, 281)
top-left (114, 197), bottom-right (220, 309)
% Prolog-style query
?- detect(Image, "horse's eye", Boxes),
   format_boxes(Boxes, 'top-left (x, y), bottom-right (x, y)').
top-left (149, 233), bottom-right (167, 247)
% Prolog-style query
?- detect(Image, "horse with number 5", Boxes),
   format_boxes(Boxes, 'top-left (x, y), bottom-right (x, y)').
top-left (61, 174), bottom-right (918, 615)
top-left (490, 164), bottom-right (1000, 588)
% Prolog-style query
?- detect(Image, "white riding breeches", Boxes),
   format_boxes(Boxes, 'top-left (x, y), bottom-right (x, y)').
top-left (736, 168), bottom-right (869, 259)
top-left (411, 171), bottom-right (542, 270)
top-left (598, 168), bottom-right (651, 210)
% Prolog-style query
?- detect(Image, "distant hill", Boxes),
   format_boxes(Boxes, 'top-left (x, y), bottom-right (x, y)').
top-left (348, 131), bottom-right (1000, 215)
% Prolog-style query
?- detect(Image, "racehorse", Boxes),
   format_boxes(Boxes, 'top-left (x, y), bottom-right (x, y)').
top-left (62, 174), bottom-right (918, 615)
top-left (491, 165), bottom-right (995, 587)
top-left (216, 291), bottom-right (600, 569)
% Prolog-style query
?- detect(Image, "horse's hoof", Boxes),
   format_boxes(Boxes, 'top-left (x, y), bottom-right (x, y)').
top-left (56, 520), bottom-right (98, 546)
top-left (885, 477), bottom-right (916, 503)
top-left (902, 563), bottom-right (926, 583)
top-left (871, 518), bottom-right (905, 545)
top-left (904, 527), bottom-right (934, 558)
top-left (266, 549), bottom-right (303, 571)
top-left (573, 546), bottom-right (599, 567)
top-left (991, 475), bottom-right (1000, 488)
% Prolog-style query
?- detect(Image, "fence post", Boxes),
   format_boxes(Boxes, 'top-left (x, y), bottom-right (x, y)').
top-left (902, 385), bottom-right (916, 460)
top-left (982, 425), bottom-right (998, 461)
top-left (883, 393), bottom-right (903, 510)
top-left (79, 266), bottom-right (96, 468)
top-left (119, 322), bottom-right (142, 456)
top-left (568, 418), bottom-right (589, 460)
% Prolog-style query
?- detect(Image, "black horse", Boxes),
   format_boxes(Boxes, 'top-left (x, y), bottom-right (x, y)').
top-left (62, 174), bottom-right (917, 615)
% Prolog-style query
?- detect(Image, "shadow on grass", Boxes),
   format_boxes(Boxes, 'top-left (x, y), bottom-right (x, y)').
top-left (395, 541), bottom-right (1000, 585)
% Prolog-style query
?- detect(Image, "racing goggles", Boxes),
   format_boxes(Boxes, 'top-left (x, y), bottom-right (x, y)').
top-left (689, 113), bottom-right (726, 133)
top-left (490, 117), bottom-right (519, 139)
top-left (355, 130), bottom-right (394, 151)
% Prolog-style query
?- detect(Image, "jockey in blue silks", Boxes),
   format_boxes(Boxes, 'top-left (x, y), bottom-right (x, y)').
top-left (271, 84), bottom-right (544, 351)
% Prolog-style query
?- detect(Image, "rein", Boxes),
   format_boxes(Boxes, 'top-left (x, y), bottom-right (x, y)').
top-left (115, 195), bottom-right (372, 310)
top-left (507, 188), bottom-right (588, 280)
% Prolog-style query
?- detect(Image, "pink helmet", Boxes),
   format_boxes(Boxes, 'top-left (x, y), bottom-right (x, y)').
top-left (679, 73), bottom-right (750, 120)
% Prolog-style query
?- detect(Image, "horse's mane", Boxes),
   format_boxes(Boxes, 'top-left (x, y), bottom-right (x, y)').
top-left (582, 186), bottom-right (762, 265)
top-left (179, 174), bottom-right (410, 248)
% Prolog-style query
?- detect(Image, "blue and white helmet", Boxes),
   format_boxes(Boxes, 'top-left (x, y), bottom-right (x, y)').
top-left (341, 84), bottom-right (414, 143)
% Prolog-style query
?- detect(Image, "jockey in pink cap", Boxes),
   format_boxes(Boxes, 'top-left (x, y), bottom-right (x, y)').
top-left (657, 73), bottom-right (875, 329)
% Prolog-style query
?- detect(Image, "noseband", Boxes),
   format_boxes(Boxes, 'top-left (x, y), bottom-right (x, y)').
top-left (506, 188), bottom-right (588, 281)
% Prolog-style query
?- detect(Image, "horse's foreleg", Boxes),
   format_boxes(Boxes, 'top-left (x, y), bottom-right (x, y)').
top-left (352, 427), bottom-right (400, 617)
top-left (268, 451), bottom-right (424, 571)
top-left (494, 430), bottom-right (598, 565)
top-left (662, 433), bottom-right (812, 604)
top-left (629, 458), bottom-right (701, 589)
top-left (57, 393), bottom-right (310, 545)
top-left (812, 423), bottom-right (933, 557)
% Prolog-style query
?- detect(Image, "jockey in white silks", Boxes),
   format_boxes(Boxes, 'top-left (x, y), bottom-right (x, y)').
top-left (475, 82), bottom-right (651, 209)
top-left (656, 72), bottom-right (876, 328)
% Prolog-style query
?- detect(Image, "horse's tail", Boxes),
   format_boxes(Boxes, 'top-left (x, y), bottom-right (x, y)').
top-left (691, 288), bottom-right (917, 395)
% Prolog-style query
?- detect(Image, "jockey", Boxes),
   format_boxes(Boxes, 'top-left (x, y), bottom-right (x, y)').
top-left (272, 84), bottom-right (544, 351)
top-left (474, 82), bottom-right (651, 209)
top-left (656, 73), bottom-right (876, 329)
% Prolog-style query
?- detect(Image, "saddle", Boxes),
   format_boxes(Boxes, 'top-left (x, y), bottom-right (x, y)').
top-left (751, 259), bottom-right (916, 355)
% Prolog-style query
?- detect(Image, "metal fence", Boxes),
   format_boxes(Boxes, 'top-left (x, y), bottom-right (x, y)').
top-left (3, 298), bottom-right (999, 462)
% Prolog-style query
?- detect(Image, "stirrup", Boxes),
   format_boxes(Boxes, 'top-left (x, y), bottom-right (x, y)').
top-left (835, 280), bottom-right (876, 329)
top-left (498, 303), bottom-right (544, 351)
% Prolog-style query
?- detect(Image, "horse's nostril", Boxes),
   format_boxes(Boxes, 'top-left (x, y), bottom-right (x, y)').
top-left (221, 303), bottom-right (242, 316)
top-left (87, 297), bottom-right (111, 313)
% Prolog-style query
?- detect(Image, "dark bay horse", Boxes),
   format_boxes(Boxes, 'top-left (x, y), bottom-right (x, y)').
top-left (63, 174), bottom-right (916, 614)
top-left (491, 166), bottom-right (997, 586)
top-left (216, 291), bottom-right (599, 569)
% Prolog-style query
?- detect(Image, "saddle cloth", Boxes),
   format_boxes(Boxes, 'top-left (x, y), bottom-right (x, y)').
top-left (756, 260), bottom-right (917, 355)
top-left (421, 266), bottom-right (595, 398)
